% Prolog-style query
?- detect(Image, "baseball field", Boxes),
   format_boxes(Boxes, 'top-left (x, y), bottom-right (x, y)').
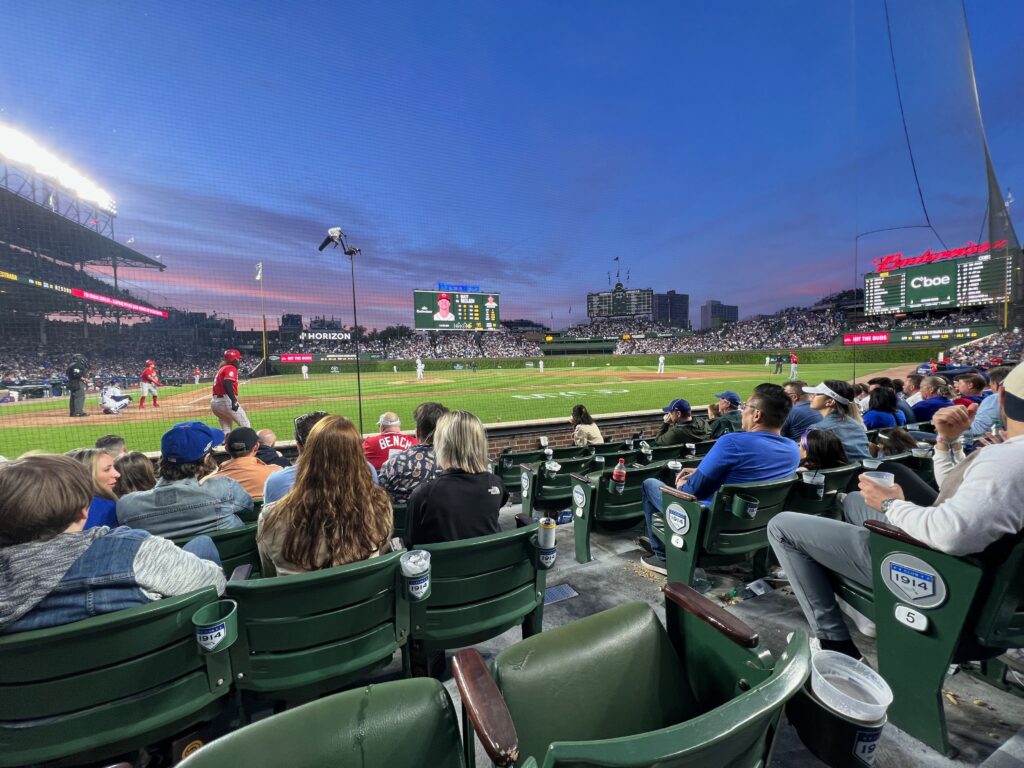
top-left (0, 359), bottom-right (917, 456)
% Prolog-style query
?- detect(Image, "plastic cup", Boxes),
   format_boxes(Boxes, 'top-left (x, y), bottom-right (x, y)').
top-left (911, 443), bottom-right (932, 458)
top-left (685, 443), bottom-right (696, 456)
top-left (811, 650), bottom-right (893, 723)
top-left (861, 458), bottom-right (882, 470)
top-left (667, 460), bottom-right (682, 472)
top-left (400, 550), bottom-right (432, 601)
top-left (802, 470), bottom-right (826, 499)
top-left (862, 471), bottom-right (895, 488)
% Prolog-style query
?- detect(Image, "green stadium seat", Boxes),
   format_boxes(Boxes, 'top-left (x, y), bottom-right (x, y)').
top-left (0, 588), bottom-right (231, 768)
top-left (238, 500), bottom-right (263, 524)
top-left (174, 522), bottom-right (260, 578)
top-left (453, 583), bottom-right (810, 767)
top-left (392, 498), bottom-right (409, 540)
top-left (408, 524), bottom-right (547, 664)
top-left (224, 550), bottom-right (409, 713)
top-left (694, 439), bottom-right (717, 456)
top-left (178, 677), bottom-right (516, 768)
top-left (655, 475), bottom-right (798, 587)
top-left (498, 446), bottom-right (591, 492)
top-left (569, 460), bottom-right (681, 564)
top-left (832, 521), bottom-right (1024, 755)
top-left (784, 464), bottom-right (862, 519)
top-left (520, 455), bottom-right (602, 516)
top-left (591, 441), bottom-right (632, 455)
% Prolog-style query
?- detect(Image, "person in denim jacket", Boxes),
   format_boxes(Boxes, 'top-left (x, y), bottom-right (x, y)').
top-left (0, 455), bottom-right (225, 635)
top-left (117, 421), bottom-right (252, 539)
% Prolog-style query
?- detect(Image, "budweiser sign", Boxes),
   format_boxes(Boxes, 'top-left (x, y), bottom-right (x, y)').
top-left (872, 240), bottom-right (1007, 272)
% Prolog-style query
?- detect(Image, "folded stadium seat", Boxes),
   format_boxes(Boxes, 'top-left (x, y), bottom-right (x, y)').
top-left (453, 583), bottom-right (810, 767)
top-left (590, 441), bottom-right (632, 455)
top-left (0, 588), bottom-right (231, 767)
top-left (784, 463), bottom-right (862, 519)
top-left (173, 522), bottom-right (260, 578)
top-left (406, 523), bottom-right (548, 671)
top-left (498, 446), bottom-right (592, 493)
top-left (693, 439), bottom-right (717, 456)
top-left (177, 677), bottom-right (510, 768)
top-left (654, 475), bottom-right (798, 588)
top-left (224, 550), bottom-right (409, 716)
top-left (832, 521), bottom-right (1024, 755)
top-left (520, 454), bottom-right (603, 517)
top-left (237, 500), bottom-right (262, 524)
top-left (569, 460), bottom-right (684, 564)
top-left (391, 498), bottom-right (409, 540)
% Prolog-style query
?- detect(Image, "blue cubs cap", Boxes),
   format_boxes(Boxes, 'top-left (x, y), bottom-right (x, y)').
top-left (714, 391), bottom-right (742, 406)
top-left (161, 421), bottom-right (224, 463)
top-left (662, 398), bottom-right (691, 413)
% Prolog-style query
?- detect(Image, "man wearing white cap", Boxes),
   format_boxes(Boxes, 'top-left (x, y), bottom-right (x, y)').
top-left (768, 361), bottom-right (1024, 660)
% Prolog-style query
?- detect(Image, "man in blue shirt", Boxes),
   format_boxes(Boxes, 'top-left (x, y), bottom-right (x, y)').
top-left (963, 365), bottom-right (1011, 443)
top-left (639, 383), bottom-right (801, 574)
top-left (781, 380), bottom-right (822, 441)
top-left (263, 411), bottom-right (378, 504)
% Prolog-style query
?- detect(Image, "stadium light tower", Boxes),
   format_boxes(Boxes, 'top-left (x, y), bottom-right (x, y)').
top-left (319, 228), bottom-right (364, 434)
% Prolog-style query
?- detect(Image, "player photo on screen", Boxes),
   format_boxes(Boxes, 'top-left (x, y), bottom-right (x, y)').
top-left (433, 293), bottom-right (455, 321)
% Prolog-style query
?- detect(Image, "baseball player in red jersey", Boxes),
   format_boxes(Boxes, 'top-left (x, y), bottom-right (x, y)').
top-left (211, 349), bottom-right (251, 432)
top-left (193, 367), bottom-right (201, 385)
top-left (139, 360), bottom-right (161, 408)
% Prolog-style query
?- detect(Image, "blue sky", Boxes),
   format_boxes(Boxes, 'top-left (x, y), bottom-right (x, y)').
top-left (1, 1), bottom-right (1021, 330)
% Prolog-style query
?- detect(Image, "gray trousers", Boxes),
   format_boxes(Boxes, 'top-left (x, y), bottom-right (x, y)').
top-left (69, 387), bottom-right (85, 416)
top-left (767, 496), bottom-right (885, 641)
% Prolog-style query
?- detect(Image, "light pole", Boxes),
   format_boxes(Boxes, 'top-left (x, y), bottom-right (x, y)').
top-left (256, 262), bottom-right (268, 367)
top-left (319, 228), bottom-right (364, 434)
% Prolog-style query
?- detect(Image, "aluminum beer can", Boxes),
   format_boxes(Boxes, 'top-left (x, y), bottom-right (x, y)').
top-left (538, 517), bottom-right (557, 549)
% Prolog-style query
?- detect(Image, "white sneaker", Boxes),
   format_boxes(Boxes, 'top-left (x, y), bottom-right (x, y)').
top-left (837, 597), bottom-right (877, 638)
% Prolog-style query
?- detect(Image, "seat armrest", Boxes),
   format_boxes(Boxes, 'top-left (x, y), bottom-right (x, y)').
top-left (514, 513), bottom-right (533, 528)
top-left (568, 472), bottom-right (591, 484)
top-left (452, 649), bottom-right (519, 767)
top-left (864, 520), bottom-right (933, 551)
top-left (664, 582), bottom-right (759, 649)
top-left (229, 564), bottom-right (253, 581)
top-left (662, 487), bottom-right (697, 502)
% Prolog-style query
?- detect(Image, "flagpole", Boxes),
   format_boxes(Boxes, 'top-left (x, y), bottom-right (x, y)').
top-left (257, 262), bottom-right (268, 365)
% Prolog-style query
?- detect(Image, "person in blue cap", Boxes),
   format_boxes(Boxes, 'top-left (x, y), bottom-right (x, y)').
top-left (116, 421), bottom-right (253, 538)
top-left (709, 391), bottom-right (743, 438)
top-left (655, 398), bottom-right (708, 446)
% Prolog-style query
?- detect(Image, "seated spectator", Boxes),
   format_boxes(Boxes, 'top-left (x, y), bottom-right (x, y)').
top-left (255, 428), bottom-right (291, 468)
top-left (853, 382), bottom-right (871, 412)
top-left (911, 376), bottom-right (955, 423)
top-left (964, 365), bottom-right (1012, 442)
top-left (204, 427), bottom-right (283, 501)
top-left (708, 391), bottom-right (743, 438)
top-left (264, 412), bottom-right (379, 505)
top-left (570, 404), bottom-right (605, 446)
top-left (862, 387), bottom-right (907, 430)
top-left (95, 434), bottom-right (127, 458)
top-left (781, 380), bottom-right (823, 441)
top-left (903, 374), bottom-right (924, 406)
top-left (379, 402), bottom-right (449, 503)
top-left (804, 381), bottom-right (870, 460)
top-left (769, 361), bottom-right (1024, 659)
top-left (653, 399), bottom-right (707, 446)
top-left (113, 451), bottom-right (157, 496)
top-left (117, 422), bottom-right (251, 538)
top-left (639, 384), bottom-right (800, 575)
top-left (870, 427), bottom-right (918, 457)
top-left (407, 411), bottom-right (507, 545)
top-left (67, 447), bottom-right (120, 529)
top-left (952, 372), bottom-right (987, 408)
top-left (0, 454), bottom-right (225, 635)
top-left (867, 377), bottom-right (914, 424)
top-left (258, 415), bottom-right (391, 577)
top-left (362, 412), bottom-right (417, 471)
top-left (799, 429), bottom-right (850, 471)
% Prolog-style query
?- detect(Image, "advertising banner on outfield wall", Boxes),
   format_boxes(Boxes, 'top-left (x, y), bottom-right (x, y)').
top-left (843, 324), bottom-right (998, 346)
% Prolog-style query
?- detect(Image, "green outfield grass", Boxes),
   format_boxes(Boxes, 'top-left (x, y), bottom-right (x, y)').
top-left (0, 360), bottom-right (915, 456)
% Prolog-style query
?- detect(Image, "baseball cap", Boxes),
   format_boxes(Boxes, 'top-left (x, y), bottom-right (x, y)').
top-left (161, 421), bottom-right (224, 463)
top-left (714, 391), bottom-right (742, 407)
top-left (226, 426), bottom-right (259, 453)
top-left (1001, 361), bottom-right (1024, 421)
top-left (437, 293), bottom-right (451, 301)
top-left (661, 398), bottom-right (691, 414)
top-left (802, 383), bottom-right (851, 406)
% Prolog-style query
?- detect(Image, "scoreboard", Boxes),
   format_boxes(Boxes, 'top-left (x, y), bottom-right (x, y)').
top-left (864, 253), bottom-right (1013, 315)
top-left (413, 290), bottom-right (500, 331)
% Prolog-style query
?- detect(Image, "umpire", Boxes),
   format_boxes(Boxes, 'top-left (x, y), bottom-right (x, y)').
top-left (66, 355), bottom-right (88, 417)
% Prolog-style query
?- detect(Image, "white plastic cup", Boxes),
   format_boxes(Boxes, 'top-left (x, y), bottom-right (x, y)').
top-left (811, 650), bottom-right (893, 723)
top-left (400, 550), bottom-right (432, 601)
top-left (685, 443), bottom-right (696, 456)
top-left (862, 471), bottom-right (895, 488)
top-left (667, 460), bottom-right (683, 472)
top-left (861, 458), bottom-right (882, 470)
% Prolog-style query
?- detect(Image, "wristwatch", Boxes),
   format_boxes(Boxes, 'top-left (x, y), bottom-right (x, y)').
top-left (880, 498), bottom-right (899, 515)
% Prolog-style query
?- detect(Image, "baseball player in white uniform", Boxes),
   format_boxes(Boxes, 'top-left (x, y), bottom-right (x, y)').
top-left (301, 364), bottom-right (310, 380)
top-left (657, 355), bottom-right (665, 374)
top-left (100, 380), bottom-right (131, 415)
top-left (415, 357), bottom-right (424, 380)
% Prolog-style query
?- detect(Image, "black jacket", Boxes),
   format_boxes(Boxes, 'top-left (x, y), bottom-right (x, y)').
top-left (407, 469), bottom-right (507, 546)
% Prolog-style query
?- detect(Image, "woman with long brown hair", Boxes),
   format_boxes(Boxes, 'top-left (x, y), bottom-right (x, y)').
top-left (257, 414), bottom-right (392, 576)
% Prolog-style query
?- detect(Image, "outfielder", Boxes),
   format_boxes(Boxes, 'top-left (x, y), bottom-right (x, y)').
top-left (211, 349), bottom-right (251, 432)
top-left (301, 364), bottom-right (310, 380)
top-left (193, 367), bottom-right (201, 385)
top-left (657, 355), bottom-right (665, 374)
top-left (139, 360), bottom-right (160, 408)
top-left (415, 356), bottom-right (424, 380)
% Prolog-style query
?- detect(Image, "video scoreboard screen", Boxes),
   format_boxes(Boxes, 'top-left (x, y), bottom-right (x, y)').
top-left (864, 253), bottom-right (1013, 315)
top-left (413, 290), bottom-right (500, 331)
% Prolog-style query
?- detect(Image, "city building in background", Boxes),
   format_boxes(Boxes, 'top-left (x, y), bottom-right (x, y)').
top-left (652, 290), bottom-right (690, 328)
top-left (700, 299), bottom-right (739, 330)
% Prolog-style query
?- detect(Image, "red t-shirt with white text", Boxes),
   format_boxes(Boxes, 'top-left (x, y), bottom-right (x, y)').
top-left (362, 432), bottom-right (418, 470)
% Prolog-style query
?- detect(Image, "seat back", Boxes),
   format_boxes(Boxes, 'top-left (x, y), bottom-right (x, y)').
top-left (178, 678), bottom-right (465, 768)
top-left (972, 532), bottom-right (1024, 648)
top-left (224, 551), bottom-right (407, 699)
top-left (592, 441), bottom-right (631, 455)
top-left (694, 439), bottom-right (717, 456)
top-left (411, 525), bottom-right (546, 650)
top-left (648, 443), bottom-right (687, 462)
top-left (392, 499), bottom-right (409, 540)
top-left (0, 589), bottom-right (228, 768)
top-left (499, 447), bottom-right (590, 491)
top-left (702, 476), bottom-right (798, 556)
top-left (588, 461), bottom-right (674, 521)
top-left (785, 464), bottom-right (862, 518)
top-left (174, 523), bottom-right (260, 577)
top-left (238, 500), bottom-right (263, 524)
top-left (521, 457), bottom-right (600, 515)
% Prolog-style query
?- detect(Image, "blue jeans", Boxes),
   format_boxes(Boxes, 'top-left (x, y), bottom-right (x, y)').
top-left (182, 535), bottom-right (222, 566)
top-left (642, 477), bottom-right (667, 560)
